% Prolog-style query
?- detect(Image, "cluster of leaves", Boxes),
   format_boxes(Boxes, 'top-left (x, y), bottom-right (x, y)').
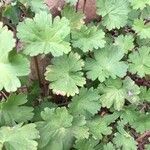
top-left (0, 0), bottom-right (150, 149)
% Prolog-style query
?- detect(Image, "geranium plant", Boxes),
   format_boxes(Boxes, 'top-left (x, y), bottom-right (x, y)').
top-left (0, 0), bottom-right (150, 149)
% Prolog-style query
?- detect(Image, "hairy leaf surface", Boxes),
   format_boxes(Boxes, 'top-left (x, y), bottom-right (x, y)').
top-left (72, 25), bottom-right (106, 52)
top-left (69, 88), bottom-right (101, 118)
top-left (133, 19), bottom-right (150, 39)
top-left (97, 0), bottom-right (130, 30)
top-left (98, 77), bottom-right (140, 110)
top-left (0, 22), bottom-right (30, 92)
top-left (17, 11), bottom-right (71, 57)
top-left (0, 94), bottom-right (33, 126)
top-left (128, 46), bottom-right (150, 77)
top-left (0, 123), bottom-right (39, 150)
top-left (85, 45), bottom-right (128, 82)
top-left (37, 107), bottom-right (89, 150)
top-left (45, 53), bottom-right (86, 96)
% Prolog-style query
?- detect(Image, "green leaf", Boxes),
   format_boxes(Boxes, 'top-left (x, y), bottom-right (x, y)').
top-left (128, 46), bottom-right (150, 77)
top-left (133, 19), bottom-right (150, 39)
top-left (17, 11), bottom-right (71, 57)
top-left (61, 6), bottom-right (85, 30)
top-left (69, 88), bottom-right (101, 118)
top-left (136, 38), bottom-right (150, 47)
top-left (33, 101), bottom-right (57, 122)
top-left (18, 0), bottom-right (28, 4)
top-left (72, 25), bottom-right (106, 52)
top-left (26, 81), bottom-right (41, 106)
top-left (113, 124), bottom-right (137, 150)
top-left (0, 94), bottom-right (34, 126)
top-left (2, 5), bottom-right (20, 25)
top-left (45, 53), bottom-right (86, 97)
top-left (114, 35), bottom-right (134, 54)
top-left (0, 22), bottom-right (30, 92)
top-left (37, 107), bottom-right (89, 150)
top-left (18, 0), bottom-right (48, 12)
top-left (141, 6), bottom-right (150, 19)
top-left (145, 144), bottom-right (150, 150)
top-left (127, 9), bottom-right (140, 26)
top-left (37, 107), bottom-right (73, 150)
top-left (96, 0), bottom-right (130, 30)
top-left (119, 107), bottom-right (139, 124)
top-left (0, 23), bottom-right (16, 63)
top-left (0, 123), bottom-right (39, 150)
top-left (85, 45), bottom-right (128, 82)
top-left (74, 138), bottom-right (100, 150)
top-left (131, 113), bottom-right (150, 133)
top-left (129, 0), bottom-right (150, 10)
top-left (71, 115), bottom-right (89, 140)
top-left (98, 77), bottom-right (140, 110)
top-left (139, 86), bottom-right (150, 102)
top-left (103, 142), bottom-right (116, 150)
top-left (120, 107), bottom-right (150, 133)
top-left (65, 0), bottom-right (78, 5)
top-left (29, 0), bottom-right (48, 13)
top-left (87, 113), bottom-right (119, 139)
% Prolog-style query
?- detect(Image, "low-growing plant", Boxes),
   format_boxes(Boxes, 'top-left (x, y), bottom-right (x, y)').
top-left (0, 0), bottom-right (150, 149)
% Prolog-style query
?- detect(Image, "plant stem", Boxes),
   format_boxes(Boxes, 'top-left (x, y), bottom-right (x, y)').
top-left (34, 56), bottom-right (42, 87)
top-left (75, 0), bottom-right (79, 12)
top-left (0, 91), bottom-right (7, 99)
top-left (83, 0), bottom-right (87, 13)
top-left (136, 131), bottom-right (150, 142)
top-left (0, 6), bottom-right (3, 21)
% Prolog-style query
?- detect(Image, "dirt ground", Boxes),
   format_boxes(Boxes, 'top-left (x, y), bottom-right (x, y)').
top-left (45, 0), bottom-right (97, 21)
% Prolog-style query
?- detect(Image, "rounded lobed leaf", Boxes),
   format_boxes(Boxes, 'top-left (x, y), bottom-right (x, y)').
top-left (71, 25), bottom-right (106, 52)
top-left (45, 53), bottom-right (86, 97)
top-left (61, 6), bottom-right (85, 30)
top-left (98, 77), bottom-right (140, 111)
top-left (37, 107), bottom-right (89, 150)
top-left (0, 94), bottom-right (34, 126)
top-left (133, 19), bottom-right (150, 39)
top-left (128, 46), bottom-right (150, 77)
top-left (114, 34), bottom-right (134, 54)
top-left (129, 0), bottom-right (150, 10)
top-left (0, 123), bottom-right (39, 150)
top-left (69, 88), bottom-right (101, 118)
top-left (0, 22), bottom-right (16, 62)
top-left (0, 22), bottom-right (30, 92)
top-left (96, 0), bottom-right (130, 30)
top-left (17, 11), bottom-right (71, 57)
top-left (85, 45), bottom-right (128, 82)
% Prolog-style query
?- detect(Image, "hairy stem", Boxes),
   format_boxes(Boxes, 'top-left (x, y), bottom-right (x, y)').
top-left (33, 56), bottom-right (42, 87)
top-left (75, 0), bottom-right (79, 12)
top-left (136, 131), bottom-right (150, 142)
top-left (83, 0), bottom-right (87, 13)
top-left (0, 91), bottom-right (7, 99)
